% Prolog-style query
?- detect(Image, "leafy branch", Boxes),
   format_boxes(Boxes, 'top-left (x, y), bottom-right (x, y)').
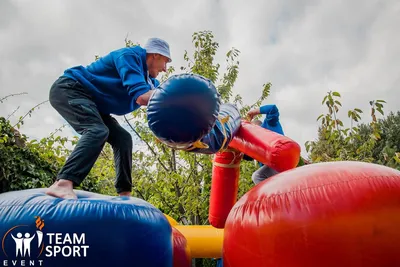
top-left (0, 93), bottom-right (28, 104)
top-left (12, 100), bottom-right (49, 129)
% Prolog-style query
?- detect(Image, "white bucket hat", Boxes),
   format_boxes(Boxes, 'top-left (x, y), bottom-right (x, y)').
top-left (144, 37), bottom-right (172, 63)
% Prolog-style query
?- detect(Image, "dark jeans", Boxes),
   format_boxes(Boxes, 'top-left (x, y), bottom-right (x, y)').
top-left (251, 165), bottom-right (278, 185)
top-left (49, 76), bottom-right (133, 193)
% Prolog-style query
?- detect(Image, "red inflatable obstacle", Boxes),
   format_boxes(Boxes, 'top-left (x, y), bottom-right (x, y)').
top-left (209, 149), bottom-right (242, 228)
top-left (229, 120), bottom-right (301, 172)
top-left (172, 227), bottom-right (191, 267)
top-left (208, 120), bottom-right (301, 229)
top-left (223, 161), bottom-right (400, 267)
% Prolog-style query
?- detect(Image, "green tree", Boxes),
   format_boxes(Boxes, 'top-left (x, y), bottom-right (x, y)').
top-left (354, 111), bottom-right (400, 169)
top-left (0, 94), bottom-right (110, 193)
top-left (305, 91), bottom-right (399, 170)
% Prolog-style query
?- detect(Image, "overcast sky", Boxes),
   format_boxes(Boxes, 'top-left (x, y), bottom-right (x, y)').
top-left (0, 0), bottom-right (399, 158)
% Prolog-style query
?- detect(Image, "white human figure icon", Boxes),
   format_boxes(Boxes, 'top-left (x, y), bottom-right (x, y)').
top-left (23, 232), bottom-right (35, 257)
top-left (11, 233), bottom-right (24, 257)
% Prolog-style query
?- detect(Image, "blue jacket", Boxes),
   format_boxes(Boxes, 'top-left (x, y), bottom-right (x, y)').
top-left (258, 104), bottom-right (284, 167)
top-left (260, 104), bottom-right (284, 135)
top-left (63, 46), bottom-right (159, 115)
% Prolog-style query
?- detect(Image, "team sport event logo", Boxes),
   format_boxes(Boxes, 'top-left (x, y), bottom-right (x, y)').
top-left (1, 216), bottom-right (89, 266)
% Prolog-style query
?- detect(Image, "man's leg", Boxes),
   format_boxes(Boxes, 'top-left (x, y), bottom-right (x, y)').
top-left (46, 77), bottom-right (109, 199)
top-left (101, 115), bottom-right (133, 196)
top-left (251, 165), bottom-right (278, 185)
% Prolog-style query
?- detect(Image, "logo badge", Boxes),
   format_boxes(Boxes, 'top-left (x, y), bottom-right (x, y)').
top-left (1, 216), bottom-right (89, 267)
top-left (2, 216), bottom-right (45, 260)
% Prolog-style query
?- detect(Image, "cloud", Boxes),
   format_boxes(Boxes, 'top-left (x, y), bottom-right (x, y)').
top-left (218, 0), bottom-right (400, 155)
top-left (0, 0), bottom-right (399, 160)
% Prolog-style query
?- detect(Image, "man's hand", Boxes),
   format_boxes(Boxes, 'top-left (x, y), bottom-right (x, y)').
top-left (247, 108), bottom-right (260, 121)
top-left (136, 90), bottom-right (154, 106)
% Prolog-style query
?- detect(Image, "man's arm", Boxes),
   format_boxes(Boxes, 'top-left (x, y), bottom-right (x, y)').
top-left (136, 77), bottom-right (160, 106)
top-left (114, 52), bottom-right (152, 106)
top-left (259, 104), bottom-right (278, 115)
top-left (247, 105), bottom-right (279, 120)
top-left (247, 107), bottom-right (261, 121)
top-left (136, 90), bottom-right (154, 106)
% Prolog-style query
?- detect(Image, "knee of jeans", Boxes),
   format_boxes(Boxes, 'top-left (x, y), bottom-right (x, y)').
top-left (91, 125), bottom-right (109, 141)
top-left (120, 129), bottom-right (132, 145)
top-left (251, 172), bottom-right (260, 184)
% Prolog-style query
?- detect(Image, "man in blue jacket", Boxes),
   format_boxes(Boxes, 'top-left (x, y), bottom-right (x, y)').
top-left (247, 104), bottom-right (284, 185)
top-left (46, 38), bottom-right (172, 199)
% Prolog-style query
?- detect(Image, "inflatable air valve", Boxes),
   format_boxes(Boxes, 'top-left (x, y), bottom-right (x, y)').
top-left (147, 73), bottom-right (221, 149)
top-left (209, 149), bottom-right (242, 228)
top-left (229, 120), bottom-right (301, 172)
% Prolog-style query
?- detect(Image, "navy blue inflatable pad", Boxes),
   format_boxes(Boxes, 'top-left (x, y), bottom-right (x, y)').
top-left (187, 103), bottom-right (241, 154)
top-left (147, 73), bottom-right (221, 149)
top-left (0, 189), bottom-right (172, 267)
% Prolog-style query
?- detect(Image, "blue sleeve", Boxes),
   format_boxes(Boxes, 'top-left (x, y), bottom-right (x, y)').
top-left (260, 104), bottom-right (281, 127)
top-left (259, 104), bottom-right (278, 115)
top-left (114, 53), bottom-right (151, 102)
top-left (150, 77), bottom-right (160, 87)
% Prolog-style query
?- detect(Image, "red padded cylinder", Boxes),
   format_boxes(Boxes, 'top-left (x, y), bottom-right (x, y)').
top-left (229, 120), bottom-right (301, 172)
top-left (209, 149), bottom-right (242, 228)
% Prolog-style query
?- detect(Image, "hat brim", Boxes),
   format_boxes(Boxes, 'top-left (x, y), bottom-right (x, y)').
top-left (147, 49), bottom-right (172, 63)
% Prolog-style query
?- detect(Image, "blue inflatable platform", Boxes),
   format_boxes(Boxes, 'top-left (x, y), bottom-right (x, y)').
top-left (0, 189), bottom-right (173, 267)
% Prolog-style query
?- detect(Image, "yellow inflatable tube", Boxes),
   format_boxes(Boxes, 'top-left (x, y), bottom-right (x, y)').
top-left (165, 214), bottom-right (224, 258)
